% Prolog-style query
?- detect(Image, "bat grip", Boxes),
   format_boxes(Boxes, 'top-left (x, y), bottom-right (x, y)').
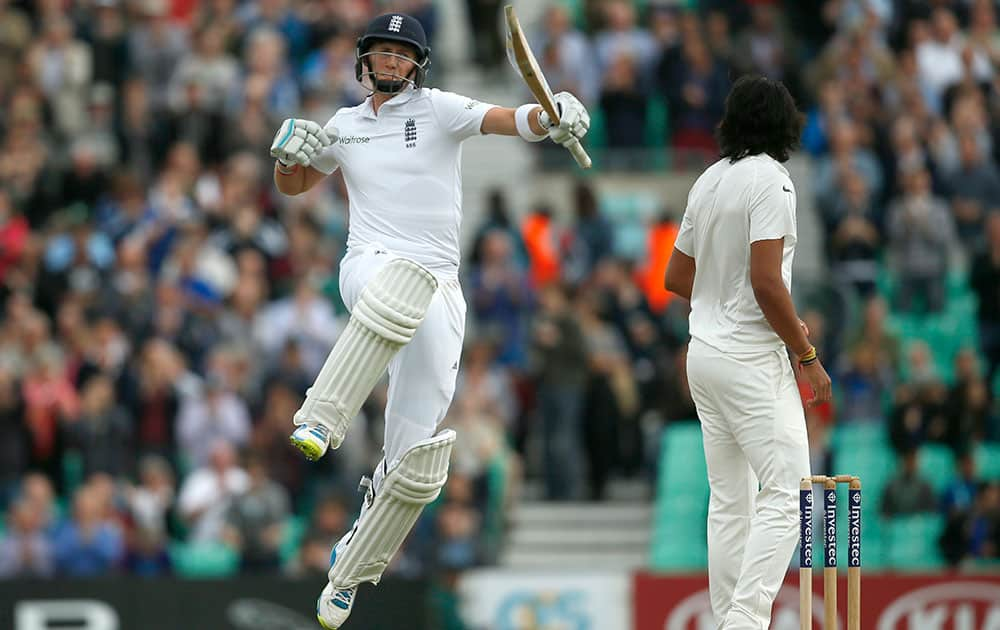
top-left (567, 139), bottom-right (592, 169)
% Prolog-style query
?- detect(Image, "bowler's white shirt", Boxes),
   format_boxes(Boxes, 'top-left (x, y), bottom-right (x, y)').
top-left (311, 87), bottom-right (496, 279)
top-left (675, 154), bottom-right (797, 354)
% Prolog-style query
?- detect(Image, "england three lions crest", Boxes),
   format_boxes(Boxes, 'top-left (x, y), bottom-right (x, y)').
top-left (404, 118), bottom-right (417, 148)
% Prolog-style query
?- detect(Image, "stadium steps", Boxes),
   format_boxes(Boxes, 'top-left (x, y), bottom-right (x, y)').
top-left (500, 481), bottom-right (653, 570)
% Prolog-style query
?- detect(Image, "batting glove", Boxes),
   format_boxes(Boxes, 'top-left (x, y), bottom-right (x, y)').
top-left (540, 92), bottom-right (590, 148)
top-left (270, 119), bottom-right (336, 168)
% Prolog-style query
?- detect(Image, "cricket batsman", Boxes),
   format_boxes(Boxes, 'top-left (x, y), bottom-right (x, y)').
top-left (269, 13), bottom-right (589, 628)
top-left (664, 75), bottom-right (832, 628)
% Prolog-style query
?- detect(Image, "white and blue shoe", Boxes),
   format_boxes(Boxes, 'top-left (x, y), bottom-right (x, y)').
top-left (316, 581), bottom-right (357, 629)
top-left (316, 548), bottom-right (358, 629)
top-left (290, 423), bottom-right (331, 462)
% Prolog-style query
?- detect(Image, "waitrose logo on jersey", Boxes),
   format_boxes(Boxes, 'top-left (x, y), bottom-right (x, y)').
top-left (339, 136), bottom-right (371, 144)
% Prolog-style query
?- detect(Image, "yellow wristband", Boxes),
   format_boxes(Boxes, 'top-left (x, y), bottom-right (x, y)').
top-left (798, 346), bottom-right (817, 364)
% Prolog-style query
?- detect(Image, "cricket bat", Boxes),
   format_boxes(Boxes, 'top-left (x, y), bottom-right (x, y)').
top-left (504, 5), bottom-right (592, 169)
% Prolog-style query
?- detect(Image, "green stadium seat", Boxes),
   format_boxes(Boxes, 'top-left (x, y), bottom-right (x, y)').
top-left (651, 422), bottom-right (710, 570)
top-left (918, 444), bottom-right (955, 494)
top-left (651, 540), bottom-right (708, 571)
top-left (832, 424), bottom-right (888, 451)
top-left (169, 541), bottom-right (240, 578)
top-left (279, 515), bottom-right (307, 564)
top-left (62, 450), bottom-right (84, 497)
top-left (658, 423), bottom-right (707, 493)
top-left (975, 443), bottom-right (1000, 481)
top-left (587, 105), bottom-right (606, 150)
top-left (834, 441), bottom-right (895, 488)
top-left (882, 514), bottom-right (945, 570)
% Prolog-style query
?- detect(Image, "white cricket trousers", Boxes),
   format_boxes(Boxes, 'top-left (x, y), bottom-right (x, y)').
top-left (339, 243), bottom-right (466, 475)
top-left (685, 338), bottom-right (810, 630)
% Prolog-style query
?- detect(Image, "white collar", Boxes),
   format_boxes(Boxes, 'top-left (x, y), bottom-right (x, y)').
top-left (362, 86), bottom-right (419, 119)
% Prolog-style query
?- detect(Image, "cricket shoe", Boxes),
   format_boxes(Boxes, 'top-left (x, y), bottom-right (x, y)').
top-left (316, 547), bottom-right (358, 629)
top-left (290, 423), bottom-right (331, 462)
top-left (316, 581), bottom-right (357, 629)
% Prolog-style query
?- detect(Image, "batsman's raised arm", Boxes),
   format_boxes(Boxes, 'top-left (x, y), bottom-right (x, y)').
top-left (480, 91), bottom-right (590, 149)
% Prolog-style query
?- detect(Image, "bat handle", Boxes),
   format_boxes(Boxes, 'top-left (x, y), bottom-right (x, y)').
top-left (566, 139), bottom-right (592, 169)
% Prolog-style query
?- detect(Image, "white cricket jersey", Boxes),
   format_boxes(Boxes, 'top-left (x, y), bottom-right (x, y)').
top-left (310, 87), bottom-right (497, 279)
top-left (675, 154), bottom-right (797, 354)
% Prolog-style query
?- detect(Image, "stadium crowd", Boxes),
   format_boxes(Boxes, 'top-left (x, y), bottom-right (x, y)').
top-left (0, 0), bottom-right (998, 586)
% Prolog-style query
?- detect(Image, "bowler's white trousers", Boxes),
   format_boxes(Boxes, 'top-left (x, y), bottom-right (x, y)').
top-left (340, 243), bottom-right (466, 479)
top-left (686, 338), bottom-right (810, 629)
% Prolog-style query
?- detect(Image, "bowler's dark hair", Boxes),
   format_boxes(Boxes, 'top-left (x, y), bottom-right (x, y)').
top-left (716, 75), bottom-right (804, 163)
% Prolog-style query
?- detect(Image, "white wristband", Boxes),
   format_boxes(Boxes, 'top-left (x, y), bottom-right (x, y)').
top-left (515, 104), bottom-right (548, 142)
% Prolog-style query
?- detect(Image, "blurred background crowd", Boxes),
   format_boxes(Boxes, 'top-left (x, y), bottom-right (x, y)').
top-left (0, 0), bottom-right (998, 596)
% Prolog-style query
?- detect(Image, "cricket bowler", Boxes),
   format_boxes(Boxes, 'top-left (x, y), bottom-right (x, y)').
top-left (664, 75), bottom-right (832, 629)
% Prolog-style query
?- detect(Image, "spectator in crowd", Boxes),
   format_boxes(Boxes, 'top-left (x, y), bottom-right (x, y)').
top-left (575, 286), bottom-right (636, 500)
top-left (946, 349), bottom-right (994, 451)
top-left (564, 183), bottom-right (613, 284)
top-left (301, 32), bottom-right (368, 109)
top-left (223, 452), bottom-right (290, 573)
top-left (593, 0), bottom-right (658, 80)
top-left (433, 492), bottom-right (481, 573)
top-left (941, 479), bottom-right (1000, 565)
top-left (942, 452), bottom-right (981, 518)
top-left (124, 455), bottom-right (174, 576)
top-left (128, 0), bottom-right (188, 113)
top-left (529, 283), bottom-right (588, 500)
top-left (0, 498), bottom-right (54, 578)
top-left (254, 275), bottom-right (341, 376)
top-left (22, 346), bottom-right (79, 488)
top-left (534, 5), bottom-right (598, 105)
top-left (599, 52), bottom-right (648, 155)
top-left (176, 440), bottom-right (249, 543)
top-left (303, 493), bottom-right (350, 551)
top-left (67, 373), bottom-right (133, 478)
top-left (836, 343), bottom-right (893, 424)
top-left (732, 3), bottom-right (801, 97)
top-left (824, 170), bottom-right (881, 297)
top-left (291, 532), bottom-right (335, 577)
top-left (52, 485), bottom-right (125, 577)
top-left (237, 0), bottom-right (309, 66)
top-left (915, 7), bottom-right (989, 115)
top-left (889, 376), bottom-right (950, 453)
top-left (664, 34), bottom-right (728, 162)
top-left (464, 0), bottom-right (504, 69)
top-left (249, 378), bottom-right (313, 502)
top-left (814, 119), bottom-right (884, 215)
top-left (945, 134), bottom-right (1000, 250)
top-left (84, 0), bottom-right (129, 89)
top-left (887, 165), bottom-right (958, 313)
top-left (965, 482), bottom-right (1000, 561)
top-left (18, 473), bottom-right (58, 535)
top-left (177, 373), bottom-right (251, 467)
top-left (27, 15), bottom-right (93, 137)
top-left (0, 366), bottom-right (29, 510)
top-left (971, 211), bottom-right (1000, 386)
top-left (881, 448), bottom-right (938, 516)
top-left (467, 230), bottom-right (532, 368)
